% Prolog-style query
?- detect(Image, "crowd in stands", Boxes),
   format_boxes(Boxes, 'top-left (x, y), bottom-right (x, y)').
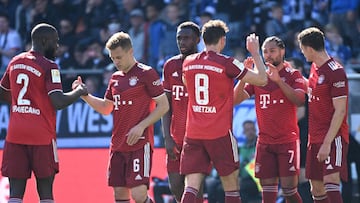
top-left (1, 0), bottom-right (360, 94)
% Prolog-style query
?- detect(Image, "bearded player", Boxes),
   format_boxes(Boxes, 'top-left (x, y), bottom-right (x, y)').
top-left (234, 36), bottom-right (306, 203)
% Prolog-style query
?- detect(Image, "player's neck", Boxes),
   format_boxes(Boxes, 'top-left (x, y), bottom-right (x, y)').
top-left (313, 51), bottom-right (331, 68)
top-left (123, 60), bottom-right (136, 73)
top-left (205, 44), bottom-right (221, 53)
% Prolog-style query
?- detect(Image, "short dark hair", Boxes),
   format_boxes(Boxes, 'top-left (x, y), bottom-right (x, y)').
top-left (297, 27), bottom-right (325, 51)
top-left (262, 36), bottom-right (285, 49)
top-left (31, 23), bottom-right (57, 42)
top-left (242, 120), bottom-right (255, 127)
top-left (202, 19), bottom-right (229, 45)
top-left (177, 21), bottom-right (201, 38)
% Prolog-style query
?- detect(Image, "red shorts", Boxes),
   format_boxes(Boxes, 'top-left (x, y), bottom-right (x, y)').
top-left (108, 143), bottom-right (152, 188)
top-left (1, 140), bottom-right (59, 179)
top-left (255, 140), bottom-right (300, 179)
top-left (166, 144), bottom-right (182, 173)
top-left (180, 132), bottom-right (239, 176)
top-left (305, 136), bottom-right (348, 181)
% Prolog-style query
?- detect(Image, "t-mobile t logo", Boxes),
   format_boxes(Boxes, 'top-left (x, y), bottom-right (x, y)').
top-left (259, 94), bottom-right (270, 109)
top-left (172, 85), bottom-right (187, 101)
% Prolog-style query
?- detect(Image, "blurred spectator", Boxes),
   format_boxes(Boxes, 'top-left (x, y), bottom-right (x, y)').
top-left (324, 23), bottom-right (352, 65)
top-left (197, 6), bottom-right (214, 52)
top-left (145, 2), bottom-right (166, 73)
top-left (0, 0), bottom-right (20, 28)
top-left (74, 0), bottom-right (118, 40)
top-left (61, 41), bottom-right (92, 91)
top-left (159, 3), bottom-right (183, 64)
top-left (265, 3), bottom-right (290, 43)
top-left (282, 0), bottom-right (311, 31)
top-left (30, 0), bottom-right (59, 30)
top-left (0, 12), bottom-right (22, 70)
top-left (55, 17), bottom-right (77, 75)
top-left (99, 63), bottom-right (115, 95)
top-left (245, 0), bottom-right (271, 42)
top-left (84, 75), bottom-right (101, 97)
top-left (84, 38), bottom-right (111, 70)
top-left (188, 0), bottom-right (215, 22)
top-left (167, 0), bottom-right (190, 21)
top-left (329, 0), bottom-right (358, 54)
top-left (14, 0), bottom-right (33, 45)
top-left (49, 0), bottom-right (79, 28)
top-left (239, 120), bottom-right (261, 203)
top-left (99, 15), bottom-right (121, 45)
top-left (118, 0), bottom-right (141, 32)
top-left (58, 17), bottom-right (76, 51)
top-left (128, 8), bottom-right (146, 63)
top-left (310, 0), bottom-right (329, 26)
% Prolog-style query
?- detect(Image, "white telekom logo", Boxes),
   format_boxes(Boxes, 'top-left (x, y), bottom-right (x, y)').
top-left (259, 94), bottom-right (270, 109)
top-left (172, 85), bottom-right (187, 101)
top-left (259, 94), bottom-right (285, 108)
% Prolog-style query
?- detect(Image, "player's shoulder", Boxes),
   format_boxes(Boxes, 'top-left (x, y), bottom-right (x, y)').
top-left (283, 63), bottom-right (300, 75)
top-left (136, 62), bottom-right (154, 71)
top-left (166, 54), bottom-right (183, 62)
top-left (324, 58), bottom-right (344, 72)
top-left (185, 52), bottom-right (200, 61)
top-left (164, 54), bottom-right (183, 67)
top-left (10, 51), bottom-right (57, 69)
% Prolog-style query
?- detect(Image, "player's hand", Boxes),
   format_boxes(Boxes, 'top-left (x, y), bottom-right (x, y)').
top-left (164, 136), bottom-right (180, 160)
top-left (77, 83), bottom-right (89, 96)
top-left (126, 124), bottom-right (145, 146)
top-left (243, 57), bottom-right (254, 70)
top-left (246, 33), bottom-right (260, 55)
top-left (317, 143), bottom-right (331, 162)
top-left (73, 76), bottom-right (88, 96)
top-left (266, 63), bottom-right (281, 83)
top-left (72, 76), bottom-right (83, 90)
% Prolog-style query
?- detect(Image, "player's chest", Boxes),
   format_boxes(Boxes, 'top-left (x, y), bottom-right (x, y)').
top-left (110, 75), bottom-right (145, 95)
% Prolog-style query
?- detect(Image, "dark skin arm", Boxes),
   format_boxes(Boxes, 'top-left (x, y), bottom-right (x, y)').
top-left (161, 92), bottom-right (179, 160)
top-left (49, 84), bottom-right (88, 110)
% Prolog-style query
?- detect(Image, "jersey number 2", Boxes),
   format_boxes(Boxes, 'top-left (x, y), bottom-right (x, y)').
top-left (16, 73), bottom-right (30, 105)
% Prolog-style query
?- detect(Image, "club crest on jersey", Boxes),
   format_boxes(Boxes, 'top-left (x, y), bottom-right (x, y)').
top-left (318, 75), bottom-right (325, 84)
top-left (129, 76), bottom-right (138, 86)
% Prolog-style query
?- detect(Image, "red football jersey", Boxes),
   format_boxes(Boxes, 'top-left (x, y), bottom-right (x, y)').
top-left (183, 51), bottom-right (248, 140)
top-left (105, 63), bottom-right (164, 152)
top-left (307, 58), bottom-right (349, 144)
top-left (245, 65), bottom-right (306, 144)
top-left (162, 55), bottom-right (188, 145)
top-left (0, 51), bottom-right (63, 145)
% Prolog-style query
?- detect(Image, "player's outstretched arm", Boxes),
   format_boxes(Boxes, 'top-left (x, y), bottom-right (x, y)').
top-left (49, 84), bottom-right (88, 110)
top-left (71, 75), bottom-right (113, 115)
top-left (244, 33), bottom-right (267, 86)
top-left (233, 80), bottom-right (250, 105)
top-left (81, 94), bottom-right (114, 115)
